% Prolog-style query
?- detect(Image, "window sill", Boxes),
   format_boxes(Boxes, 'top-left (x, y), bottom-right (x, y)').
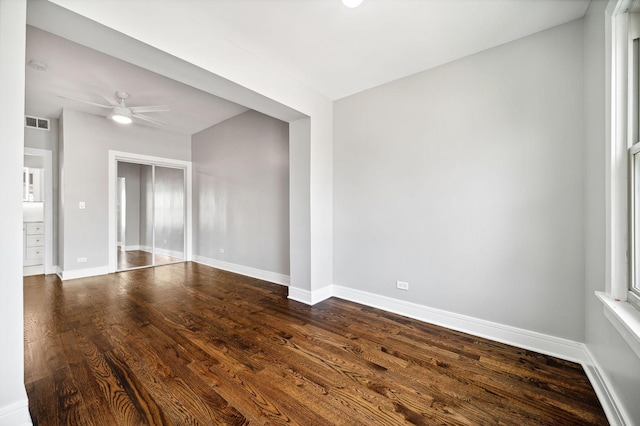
top-left (596, 291), bottom-right (640, 359)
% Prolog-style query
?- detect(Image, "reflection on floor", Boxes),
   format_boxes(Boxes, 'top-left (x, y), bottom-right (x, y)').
top-left (117, 247), bottom-right (183, 270)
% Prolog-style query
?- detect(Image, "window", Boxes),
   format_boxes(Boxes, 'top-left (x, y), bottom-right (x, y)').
top-left (630, 13), bottom-right (640, 310)
top-left (629, 145), bottom-right (640, 308)
top-left (596, 1), bottom-right (640, 361)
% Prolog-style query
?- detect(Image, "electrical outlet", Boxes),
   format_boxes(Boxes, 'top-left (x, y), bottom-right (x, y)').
top-left (396, 280), bottom-right (409, 291)
top-left (219, 248), bottom-right (225, 254)
top-left (79, 201), bottom-right (86, 209)
top-left (77, 257), bottom-right (87, 263)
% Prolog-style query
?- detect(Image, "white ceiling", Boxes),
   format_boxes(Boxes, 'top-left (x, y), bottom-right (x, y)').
top-left (26, 0), bottom-right (591, 133)
top-left (155, 0), bottom-right (591, 100)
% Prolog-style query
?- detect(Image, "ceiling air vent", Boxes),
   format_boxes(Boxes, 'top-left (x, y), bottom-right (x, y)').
top-left (25, 115), bottom-right (50, 131)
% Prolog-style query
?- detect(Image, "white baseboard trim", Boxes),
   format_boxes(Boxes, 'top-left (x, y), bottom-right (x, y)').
top-left (288, 285), bottom-right (333, 305)
top-left (289, 284), bottom-right (628, 426)
top-left (123, 246), bottom-right (184, 259)
top-left (155, 247), bottom-right (185, 259)
top-left (0, 397), bottom-right (32, 426)
top-left (44, 263), bottom-right (57, 275)
top-left (582, 347), bottom-right (632, 426)
top-left (58, 265), bottom-right (111, 281)
top-left (193, 256), bottom-right (290, 286)
top-left (331, 285), bottom-right (586, 362)
top-left (23, 265), bottom-right (44, 277)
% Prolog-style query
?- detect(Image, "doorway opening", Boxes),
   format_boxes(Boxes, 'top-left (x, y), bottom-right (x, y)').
top-left (23, 147), bottom-right (54, 276)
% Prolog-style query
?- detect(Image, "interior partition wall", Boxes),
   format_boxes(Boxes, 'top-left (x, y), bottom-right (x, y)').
top-left (108, 151), bottom-right (192, 272)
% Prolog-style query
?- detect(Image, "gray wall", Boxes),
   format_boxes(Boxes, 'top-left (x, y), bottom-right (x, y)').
top-left (140, 164), bottom-right (153, 250)
top-left (59, 108), bottom-right (190, 272)
top-left (192, 110), bottom-right (290, 275)
top-left (24, 119), bottom-right (58, 151)
top-left (117, 162), bottom-right (142, 248)
top-left (154, 165), bottom-right (185, 257)
top-left (584, 2), bottom-right (640, 421)
top-left (334, 20), bottom-right (585, 341)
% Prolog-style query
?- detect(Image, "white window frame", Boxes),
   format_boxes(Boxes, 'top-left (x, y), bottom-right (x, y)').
top-left (629, 11), bottom-right (640, 310)
top-left (628, 144), bottom-right (640, 308)
top-left (597, 0), bottom-right (640, 360)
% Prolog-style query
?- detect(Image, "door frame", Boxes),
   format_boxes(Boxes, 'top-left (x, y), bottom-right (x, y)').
top-left (24, 147), bottom-right (54, 275)
top-left (107, 150), bottom-right (192, 273)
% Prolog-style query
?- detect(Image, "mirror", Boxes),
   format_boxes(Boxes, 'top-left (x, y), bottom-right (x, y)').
top-left (23, 155), bottom-right (44, 202)
top-left (117, 161), bottom-right (154, 270)
top-left (116, 161), bottom-right (186, 271)
top-left (154, 166), bottom-right (185, 265)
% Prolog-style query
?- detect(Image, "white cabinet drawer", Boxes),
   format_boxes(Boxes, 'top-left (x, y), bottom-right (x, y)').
top-left (26, 247), bottom-right (44, 260)
top-left (26, 222), bottom-right (43, 235)
top-left (26, 235), bottom-right (44, 247)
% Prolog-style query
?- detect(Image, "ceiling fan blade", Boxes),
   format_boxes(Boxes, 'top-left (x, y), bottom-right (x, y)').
top-left (132, 113), bottom-right (166, 126)
top-left (90, 84), bottom-right (119, 106)
top-left (129, 105), bottom-right (170, 113)
top-left (57, 95), bottom-right (112, 109)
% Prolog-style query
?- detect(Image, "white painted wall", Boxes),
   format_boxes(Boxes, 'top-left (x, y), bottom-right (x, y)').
top-left (0, 0), bottom-right (32, 423)
top-left (584, 2), bottom-right (640, 423)
top-left (334, 20), bottom-right (585, 341)
top-left (192, 110), bottom-right (290, 276)
top-left (59, 108), bottom-right (190, 273)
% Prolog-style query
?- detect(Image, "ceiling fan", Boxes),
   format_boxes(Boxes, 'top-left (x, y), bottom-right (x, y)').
top-left (58, 87), bottom-right (169, 126)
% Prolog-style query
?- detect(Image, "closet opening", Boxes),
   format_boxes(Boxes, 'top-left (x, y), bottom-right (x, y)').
top-left (108, 151), bottom-right (192, 272)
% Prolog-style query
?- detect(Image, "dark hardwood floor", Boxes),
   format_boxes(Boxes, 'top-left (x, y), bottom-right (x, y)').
top-left (117, 248), bottom-right (182, 270)
top-left (24, 263), bottom-right (608, 425)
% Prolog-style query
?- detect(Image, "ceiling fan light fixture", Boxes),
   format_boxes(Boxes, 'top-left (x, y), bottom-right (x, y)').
top-left (109, 106), bottom-right (133, 124)
top-left (341, 0), bottom-right (363, 8)
top-left (112, 114), bottom-right (133, 124)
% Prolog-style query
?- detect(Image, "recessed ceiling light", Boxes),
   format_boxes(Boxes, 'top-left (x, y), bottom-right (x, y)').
top-left (27, 60), bottom-right (48, 71)
top-left (341, 0), bottom-right (363, 8)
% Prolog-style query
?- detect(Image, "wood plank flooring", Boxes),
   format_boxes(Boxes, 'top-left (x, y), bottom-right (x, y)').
top-left (24, 262), bottom-right (608, 425)
top-left (117, 248), bottom-right (182, 270)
